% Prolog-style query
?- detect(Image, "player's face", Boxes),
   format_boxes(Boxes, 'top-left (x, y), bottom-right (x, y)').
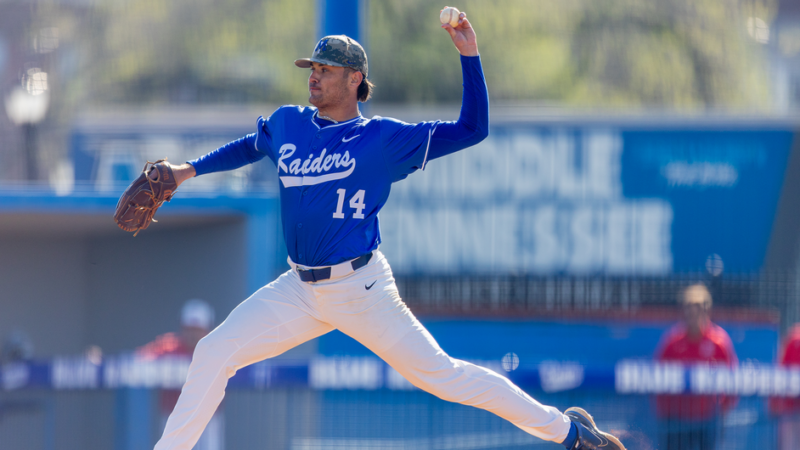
top-left (308, 63), bottom-right (352, 109)
top-left (683, 301), bottom-right (710, 332)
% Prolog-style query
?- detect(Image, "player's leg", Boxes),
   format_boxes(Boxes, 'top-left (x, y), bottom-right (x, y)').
top-left (370, 308), bottom-right (572, 442)
top-left (376, 310), bottom-right (624, 449)
top-left (154, 271), bottom-right (333, 450)
top-left (319, 252), bottom-right (624, 449)
top-left (315, 252), bottom-right (567, 441)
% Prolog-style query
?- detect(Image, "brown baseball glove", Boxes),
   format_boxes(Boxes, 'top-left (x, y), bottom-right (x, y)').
top-left (114, 159), bottom-right (178, 236)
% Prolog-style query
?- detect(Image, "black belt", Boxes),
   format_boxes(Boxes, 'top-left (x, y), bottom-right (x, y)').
top-left (296, 252), bottom-right (373, 283)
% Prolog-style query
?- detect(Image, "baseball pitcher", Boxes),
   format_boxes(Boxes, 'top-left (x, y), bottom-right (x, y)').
top-left (116, 9), bottom-right (625, 450)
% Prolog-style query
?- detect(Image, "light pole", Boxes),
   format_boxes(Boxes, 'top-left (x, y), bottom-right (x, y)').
top-left (4, 68), bottom-right (50, 181)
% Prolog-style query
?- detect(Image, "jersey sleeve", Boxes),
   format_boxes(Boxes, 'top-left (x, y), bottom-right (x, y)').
top-left (425, 55), bottom-right (490, 162)
top-left (378, 117), bottom-right (440, 182)
top-left (188, 134), bottom-right (264, 176)
top-left (254, 108), bottom-right (285, 165)
top-left (188, 110), bottom-right (285, 176)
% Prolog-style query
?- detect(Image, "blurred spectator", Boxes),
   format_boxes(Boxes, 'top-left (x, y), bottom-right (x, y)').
top-left (137, 299), bottom-right (223, 450)
top-left (138, 299), bottom-right (215, 360)
top-left (769, 324), bottom-right (800, 450)
top-left (654, 283), bottom-right (738, 450)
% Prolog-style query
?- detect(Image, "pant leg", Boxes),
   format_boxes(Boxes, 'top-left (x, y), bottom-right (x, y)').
top-left (378, 316), bottom-right (570, 442)
top-left (314, 252), bottom-right (571, 443)
top-left (154, 271), bottom-right (334, 450)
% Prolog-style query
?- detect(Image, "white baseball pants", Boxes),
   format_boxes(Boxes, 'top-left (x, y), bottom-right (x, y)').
top-left (153, 251), bottom-right (570, 450)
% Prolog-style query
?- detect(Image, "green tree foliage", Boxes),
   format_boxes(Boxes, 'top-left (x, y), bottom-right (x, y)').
top-left (66, 0), bottom-right (316, 105)
top-left (37, 0), bottom-right (776, 110)
top-left (370, 0), bottom-right (776, 110)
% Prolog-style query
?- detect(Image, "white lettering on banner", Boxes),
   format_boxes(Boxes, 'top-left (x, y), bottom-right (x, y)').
top-left (662, 162), bottom-right (738, 188)
top-left (615, 361), bottom-right (800, 396)
top-left (277, 143), bottom-right (356, 187)
top-left (309, 357), bottom-right (382, 390)
top-left (52, 357), bottom-right (100, 389)
top-left (391, 129), bottom-right (622, 201)
top-left (381, 206), bottom-right (517, 272)
top-left (380, 201), bottom-right (672, 274)
top-left (691, 364), bottom-right (800, 397)
top-left (521, 202), bottom-right (673, 274)
top-left (381, 128), bottom-right (674, 275)
top-left (102, 355), bottom-right (190, 389)
top-left (615, 360), bottom-right (685, 394)
top-left (2, 363), bottom-right (30, 390)
top-left (539, 361), bottom-right (585, 393)
top-left (251, 361), bottom-right (273, 389)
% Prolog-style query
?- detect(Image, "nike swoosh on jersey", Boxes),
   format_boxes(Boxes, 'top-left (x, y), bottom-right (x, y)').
top-left (342, 134), bottom-right (361, 143)
top-left (279, 160), bottom-right (356, 187)
top-left (365, 280), bottom-right (377, 290)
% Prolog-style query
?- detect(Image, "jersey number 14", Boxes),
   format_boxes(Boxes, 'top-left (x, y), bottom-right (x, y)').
top-left (333, 189), bottom-right (366, 219)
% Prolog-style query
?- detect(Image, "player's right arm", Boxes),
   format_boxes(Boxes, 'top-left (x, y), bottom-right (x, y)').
top-left (378, 12), bottom-right (487, 182)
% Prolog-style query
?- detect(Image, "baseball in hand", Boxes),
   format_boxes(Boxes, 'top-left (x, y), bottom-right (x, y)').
top-left (439, 6), bottom-right (460, 27)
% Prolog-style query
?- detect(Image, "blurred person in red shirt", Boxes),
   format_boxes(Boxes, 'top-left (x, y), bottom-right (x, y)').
top-left (654, 283), bottom-right (738, 450)
top-left (138, 299), bottom-right (223, 450)
top-left (769, 324), bottom-right (800, 450)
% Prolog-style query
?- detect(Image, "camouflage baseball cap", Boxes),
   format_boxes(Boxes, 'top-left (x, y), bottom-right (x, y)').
top-left (294, 35), bottom-right (368, 78)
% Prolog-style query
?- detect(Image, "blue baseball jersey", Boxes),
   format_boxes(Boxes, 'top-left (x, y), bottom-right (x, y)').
top-left (189, 55), bottom-right (489, 268)
top-left (255, 108), bottom-right (438, 267)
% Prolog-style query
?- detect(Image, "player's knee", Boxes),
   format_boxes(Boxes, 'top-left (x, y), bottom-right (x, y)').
top-left (430, 386), bottom-right (461, 403)
top-left (191, 336), bottom-right (210, 359)
top-left (423, 379), bottom-right (464, 403)
top-left (403, 359), bottom-right (467, 403)
top-left (192, 333), bottom-right (227, 361)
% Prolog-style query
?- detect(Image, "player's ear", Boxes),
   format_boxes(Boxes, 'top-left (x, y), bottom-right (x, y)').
top-left (351, 70), bottom-right (363, 87)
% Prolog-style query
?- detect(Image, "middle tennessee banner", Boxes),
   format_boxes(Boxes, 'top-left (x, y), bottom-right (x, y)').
top-left (6, 356), bottom-right (800, 398)
top-left (378, 124), bottom-right (793, 275)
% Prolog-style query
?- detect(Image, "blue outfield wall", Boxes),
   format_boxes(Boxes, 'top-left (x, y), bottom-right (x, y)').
top-left (379, 124), bottom-right (795, 276)
top-left (621, 129), bottom-right (793, 273)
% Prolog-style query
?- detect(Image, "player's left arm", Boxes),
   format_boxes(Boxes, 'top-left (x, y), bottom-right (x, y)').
top-left (426, 10), bottom-right (489, 162)
top-left (149, 109), bottom-right (283, 186)
top-left (147, 134), bottom-right (263, 187)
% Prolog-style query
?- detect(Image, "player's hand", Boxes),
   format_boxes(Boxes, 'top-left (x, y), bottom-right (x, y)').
top-left (441, 9), bottom-right (478, 57)
top-left (148, 161), bottom-right (196, 186)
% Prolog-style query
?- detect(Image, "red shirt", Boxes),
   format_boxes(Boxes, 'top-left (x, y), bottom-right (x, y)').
top-left (770, 325), bottom-right (800, 415)
top-left (655, 320), bottom-right (738, 421)
top-left (136, 332), bottom-right (194, 412)
top-left (136, 332), bottom-right (194, 360)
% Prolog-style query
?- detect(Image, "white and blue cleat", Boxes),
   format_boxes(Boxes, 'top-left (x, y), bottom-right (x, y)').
top-left (564, 407), bottom-right (627, 450)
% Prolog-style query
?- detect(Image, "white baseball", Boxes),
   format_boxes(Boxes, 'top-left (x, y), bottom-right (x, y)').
top-left (439, 6), bottom-right (460, 28)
